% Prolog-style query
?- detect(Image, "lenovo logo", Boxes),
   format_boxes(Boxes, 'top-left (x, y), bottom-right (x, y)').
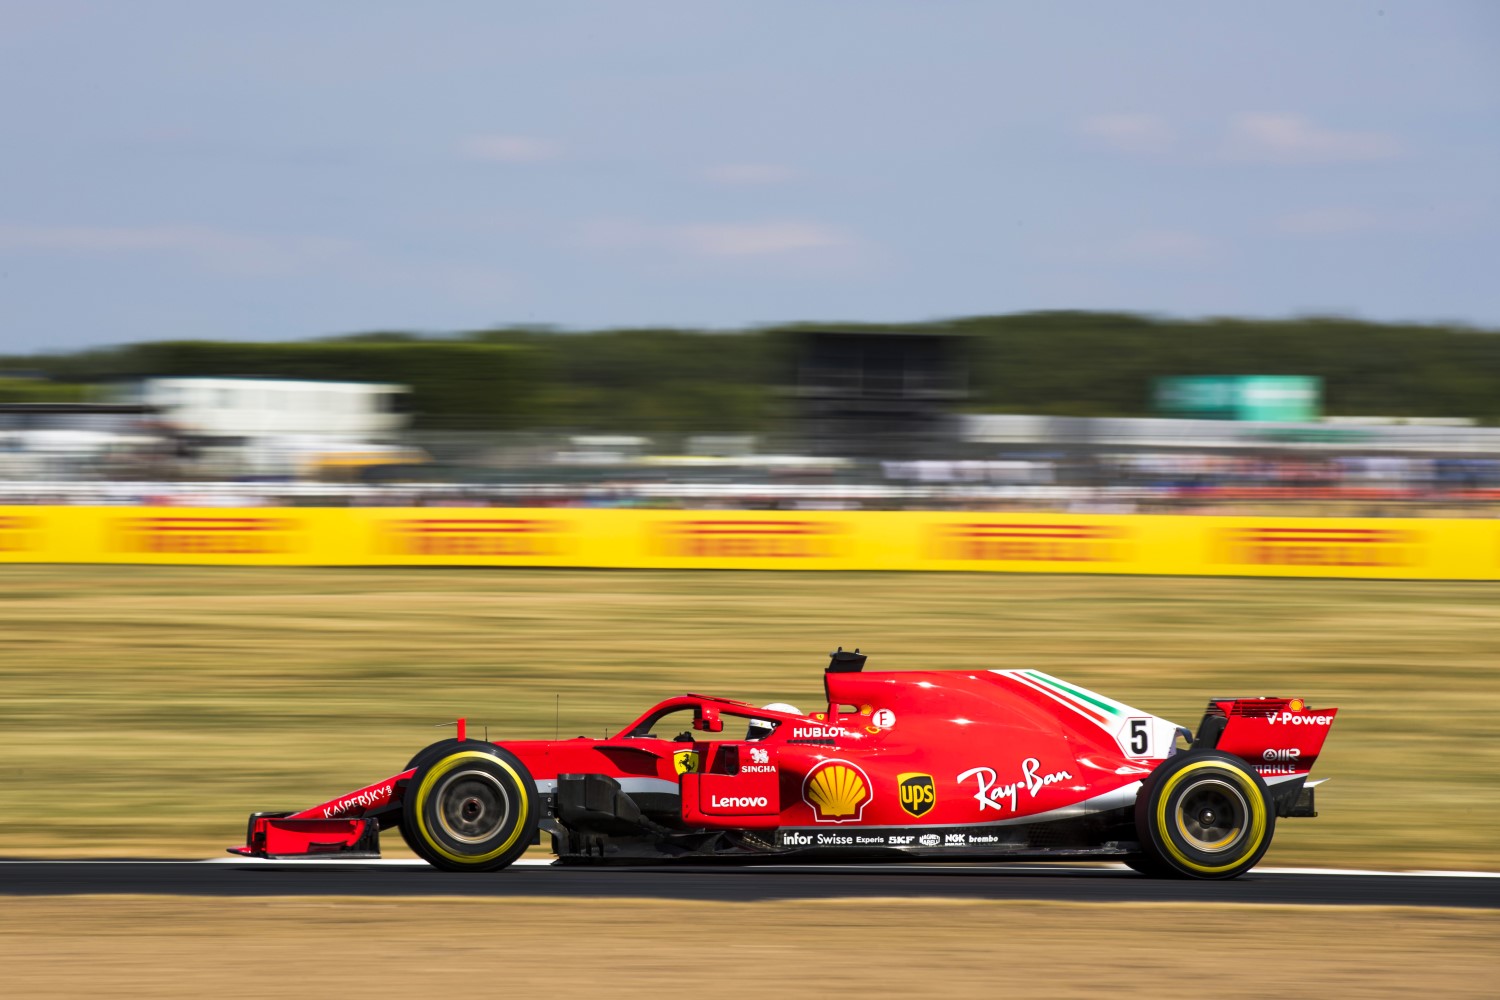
top-left (710, 795), bottom-right (769, 810)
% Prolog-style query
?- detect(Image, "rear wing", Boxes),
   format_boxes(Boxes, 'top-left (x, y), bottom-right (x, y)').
top-left (1192, 697), bottom-right (1338, 818)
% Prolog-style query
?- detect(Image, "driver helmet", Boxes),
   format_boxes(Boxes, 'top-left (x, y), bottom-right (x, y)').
top-left (745, 702), bottom-right (803, 741)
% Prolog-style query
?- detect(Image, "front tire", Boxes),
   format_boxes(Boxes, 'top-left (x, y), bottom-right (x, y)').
top-left (402, 745), bottom-right (538, 872)
top-left (1134, 750), bottom-right (1275, 880)
top-left (392, 739), bottom-right (470, 856)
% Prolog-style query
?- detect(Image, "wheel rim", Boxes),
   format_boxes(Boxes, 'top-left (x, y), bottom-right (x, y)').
top-left (434, 768), bottom-right (512, 845)
top-left (1173, 777), bottom-right (1248, 853)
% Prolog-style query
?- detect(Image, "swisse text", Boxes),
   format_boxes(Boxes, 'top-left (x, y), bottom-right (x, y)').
top-left (1269, 712), bottom-right (1333, 726)
top-left (710, 795), bottom-right (769, 809)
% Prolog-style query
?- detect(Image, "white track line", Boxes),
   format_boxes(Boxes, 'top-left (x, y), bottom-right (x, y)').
top-left (201, 859), bottom-right (1499, 877)
top-left (8, 858), bottom-right (1497, 878)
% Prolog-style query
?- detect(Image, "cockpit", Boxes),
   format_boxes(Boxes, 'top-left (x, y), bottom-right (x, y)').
top-left (621, 698), bottom-right (805, 744)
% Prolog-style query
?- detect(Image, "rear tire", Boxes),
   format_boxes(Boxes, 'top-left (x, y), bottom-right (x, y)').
top-left (402, 744), bottom-right (538, 872)
top-left (1134, 750), bottom-right (1275, 880)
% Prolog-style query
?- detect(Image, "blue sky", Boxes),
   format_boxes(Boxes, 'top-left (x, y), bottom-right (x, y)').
top-left (1, 1), bottom-right (1496, 350)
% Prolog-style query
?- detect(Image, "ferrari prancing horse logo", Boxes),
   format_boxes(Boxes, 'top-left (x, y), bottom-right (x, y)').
top-left (673, 749), bottom-right (700, 775)
top-left (898, 772), bottom-right (936, 817)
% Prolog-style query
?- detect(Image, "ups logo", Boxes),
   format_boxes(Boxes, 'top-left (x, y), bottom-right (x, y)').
top-left (898, 772), bottom-right (936, 818)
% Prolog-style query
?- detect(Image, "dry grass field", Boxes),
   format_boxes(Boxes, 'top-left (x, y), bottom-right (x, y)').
top-left (1, 565), bottom-right (1498, 870)
top-left (3, 896), bottom-right (1497, 998)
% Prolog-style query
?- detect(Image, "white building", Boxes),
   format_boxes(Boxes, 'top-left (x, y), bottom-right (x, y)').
top-left (133, 377), bottom-right (408, 441)
top-left (127, 377), bottom-right (414, 477)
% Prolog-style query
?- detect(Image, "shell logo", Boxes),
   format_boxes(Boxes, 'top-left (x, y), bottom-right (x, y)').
top-left (1287, 698), bottom-right (1305, 713)
top-left (802, 760), bottom-right (872, 823)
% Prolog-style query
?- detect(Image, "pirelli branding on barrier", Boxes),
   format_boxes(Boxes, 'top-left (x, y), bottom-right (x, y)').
top-left (109, 515), bottom-right (306, 556)
top-left (2, 507), bottom-right (1496, 579)
top-left (0, 514), bottom-right (41, 554)
top-left (1213, 525), bottom-right (1425, 569)
top-left (650, 519), bottom-right (848, 560)
top-left (927, 522), bottom-right (1131, 565)
top-left (377, 517), bottom-right (571, 559)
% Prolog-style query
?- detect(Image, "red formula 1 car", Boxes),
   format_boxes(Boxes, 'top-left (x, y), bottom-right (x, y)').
top-left (230, 649), bottom-right (1338, 879)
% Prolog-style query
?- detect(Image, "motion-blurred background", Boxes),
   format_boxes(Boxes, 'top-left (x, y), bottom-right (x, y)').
top-left (2, 3), bottom-right (1497, 516)
top-left (2, 0), bottom-right (1499, 875)
top-left (4, 7), bottom-right (1500, 993)
top-left (5, 318), bottom-right (1500, 513)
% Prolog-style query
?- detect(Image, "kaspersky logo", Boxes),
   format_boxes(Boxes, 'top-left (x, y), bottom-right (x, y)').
top-left (898, 772), bottom-right (935, 817)
top-left (803, 760), bottom-right (871, 823)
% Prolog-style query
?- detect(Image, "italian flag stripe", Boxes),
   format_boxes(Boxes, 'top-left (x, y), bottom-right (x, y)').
top-left (1001, 671), bottom-right (1110, 726)
top-left (1026, 670), bottom-right (1122, 717)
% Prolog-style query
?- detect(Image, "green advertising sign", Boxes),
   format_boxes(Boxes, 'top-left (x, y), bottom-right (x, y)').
top-left (1154, 376), bottom-right (1321, 422)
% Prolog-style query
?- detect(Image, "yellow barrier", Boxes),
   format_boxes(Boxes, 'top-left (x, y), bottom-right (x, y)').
top-left (1, 507), bottom-right (1497, 580)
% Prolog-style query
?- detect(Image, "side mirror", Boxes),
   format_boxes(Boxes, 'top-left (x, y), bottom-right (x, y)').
top-left (695, 704), bottom-right (724, 733)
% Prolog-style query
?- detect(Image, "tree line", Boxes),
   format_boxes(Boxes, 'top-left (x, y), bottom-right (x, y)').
top-left (4, 312), bottom-right (1498, 430)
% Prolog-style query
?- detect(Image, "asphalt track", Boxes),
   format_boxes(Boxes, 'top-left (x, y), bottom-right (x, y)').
top-left (2, 859), bottom-right (1497, 908)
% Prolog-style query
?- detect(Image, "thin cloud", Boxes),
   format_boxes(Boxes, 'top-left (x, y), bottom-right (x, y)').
top-left (1222, 114), bottom-right (1400, 164)
top-left (1079, 114), bottom-right (1175, 154)
top-left (459, 134), bottom-right (562, 164)
top-left (1275, 207), bottom-right (1383, 236)
top-left (0, 223), bottom-right (237, 253)
top-left (676, 221), bottom-right (846, 257)
top-left (0, 223), bottom-right (358, 274)
top-left (1049, 229), bottom-right (1216, 268)
top-left (705, 163), bottom-right (796, 185)
top-left (1116, 229), bottom-right (1214, 262)
top-left (574, 218), bottom-right (854, 258)
top-left (1273, 204), bottom-right (1474, 238)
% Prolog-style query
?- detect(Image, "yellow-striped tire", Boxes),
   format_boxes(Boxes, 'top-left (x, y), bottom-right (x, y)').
top-left (394, 738), bottom-right (471, 857)
top-left (401, 745), bottom-right (538, 872)
top-left (1133, 750), bottom-right (1275, 880)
